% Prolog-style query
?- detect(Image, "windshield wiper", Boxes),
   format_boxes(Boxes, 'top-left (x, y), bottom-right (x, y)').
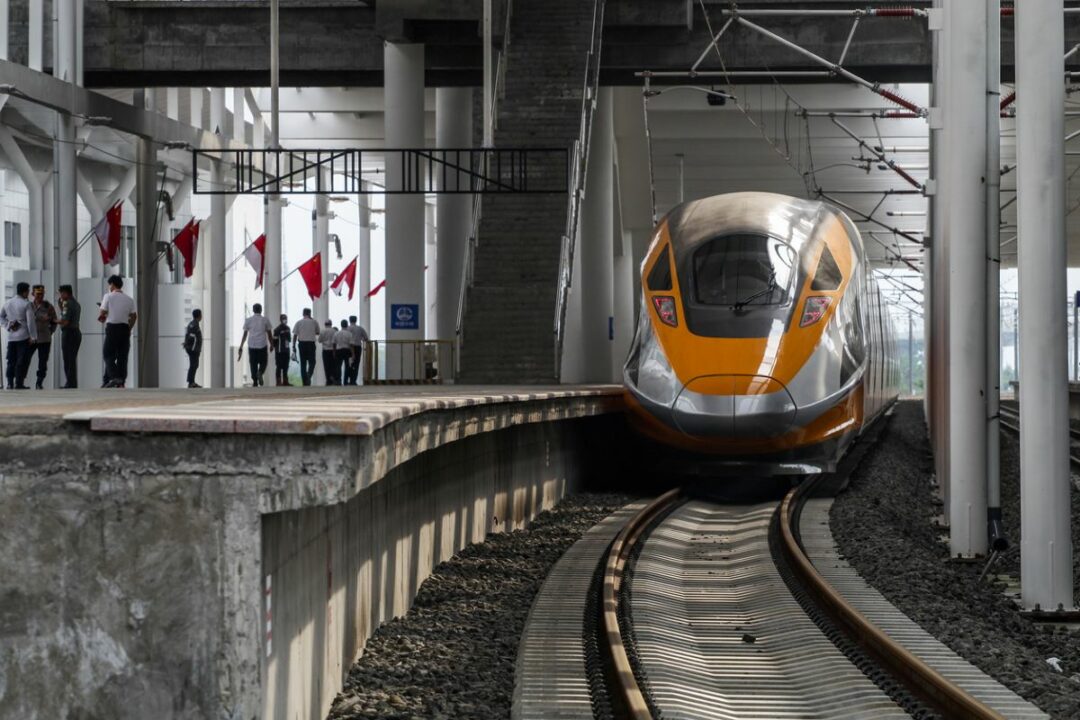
top-left (734, 272), bottom-right (777, 310)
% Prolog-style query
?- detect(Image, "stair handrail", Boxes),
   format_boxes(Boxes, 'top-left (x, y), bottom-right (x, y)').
top-left (454, 0), bottom-right (513, 371)
top-left (553, 0), bottom-right (606, 382)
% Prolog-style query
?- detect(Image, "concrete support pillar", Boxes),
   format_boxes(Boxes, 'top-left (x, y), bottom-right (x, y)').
top-left (384, 42), bottom-right (425, 376)
top-left (943, 0), bottom-right (988, 558)
top-left (0, 129), bottom-right (44, 272)
top-left (74, 0), bottom-right (82, 85)
top-left (357, 184), bottom-right (371, 332)
top-left (264, 196), bottom-right (282, 326)
top-left (210, 88), bottom-right (225, 136)
top-left (166, 88), bottom-right (179, 121)
top-left (0, 0), bottom-right (8, 59)
top-left (579, 87), bottom-right (615, 383)
top-left (136, 135), bottom-right (159, 387)
top-left (314, 184), bottom-right (330, 324)
top-left (53, 0), bottom-right (77, 289)
top-left (1016, 0), bottom-right (1074, 611)
top-left (928, 0), bottom-right (949, 510)
top-left (232, 87), bottom-right (245, 142)
top-left (425, 202), bottom-right (436, 338)
top-left (190, 88), bottom-right (204, 129)
top-left (28, 0), bottom-right (42, 70)
top-left (612, 231), bottom-right (634, 380)
top-left (435, 87), bottom-right (472, 343)
top-left (210, 164), bottom-right (227, 388)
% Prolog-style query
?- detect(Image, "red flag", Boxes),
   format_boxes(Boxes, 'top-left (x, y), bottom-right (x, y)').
top-left (92, 201), bottom-right (123, 266)
top-left (297, 252), bottom-right (323, 300)
top-left (244, 234), bottom-right (266, 288)
top-left (172, 219), bottom-right (200, 278)
top-left (366, 279), bottom-right (386, 298)
top-left (330, 256), bottom-right (358, 301)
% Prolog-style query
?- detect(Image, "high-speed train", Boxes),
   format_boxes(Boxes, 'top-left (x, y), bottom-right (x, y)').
top-left (623, 192), bottom-right (900, 474)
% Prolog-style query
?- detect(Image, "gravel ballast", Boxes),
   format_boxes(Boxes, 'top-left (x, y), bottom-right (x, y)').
top-left (830, 400), bottom-right (1080, 718)
top-left (327, 493), bottom-right (633, 720)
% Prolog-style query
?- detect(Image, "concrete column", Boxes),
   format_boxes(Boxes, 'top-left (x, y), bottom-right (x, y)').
top-left (943, 0), bottom-right (988, 558)
top-left (985, 0), bottom-right (1004, 551)
top-left (210, 88), bottom-right (225, 136)
top-left (28, 0), bottom-right (42, 70)
top-left (579, 88), bottom-right (615, 383)
top-left (53, 0), bottom-right (77, 289)
top-left (928, 0), bottom-right (949, 509)
top-left (1017, 0), bottom-right (1074, 611)
top-left (384, 42), bottom-right (425, 376)
top-left (612, 231), bottom-right (634, 380)
top-left (425, 202), bottom-right (436, 338)
top-left (357, 184), bottom-right (371, 332)
top-left (314, 183), bottom-right (330, 324)
top-left (165, 88), bottom-right (179, 121)
top-left (264, 196), bottom-right (282, 325)
top-left (190, 88), bottom-right (204, 129)
top-left (0, 129), bottom-right (43, 272)
top-left (0, 0), bottom-right (8, 59)
top-left (74, 0), bottom-right (82, 85)
top-left (435, 87), bottom-right (472, 343)
top-left (232, 87), bottom-right (245, 142)
top-left (136, 135), bottom-right (159, 387)
top-left (210, 164), bottom-right (227, 388)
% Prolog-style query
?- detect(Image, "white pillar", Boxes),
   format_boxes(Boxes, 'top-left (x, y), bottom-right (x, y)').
top-left (28, 0), bottom-right (42, 70)
top-left (435, 87), bottom-right (472, 343)
top-left (0, 0), bottom-right (8, 59)
top-left (232, 87), bottom-right (245, 142)
top-left (53, 0), bottom-right (77, 290)
top-left (612, 231), bottom-right (634, 380)
top-left (189, 88), bottom-right (204, 129)
top-left (985, 0), bottom-right (1004, 551)
top-left (166, 88), bottom-right (179, 121)
top-left (136, 134), bottom-right (159, 387)
top-left (929, 0), bottom-right (949, 510)
top-left (357, 184), bottom-right (371, 332)
top-left (74, 0), bottom-right (82, 85)
top-left (579, 87), bottom-right (615, 383)
top-left (384, 42), bottom-right (425, 377)
top-left (264, 196), bottom-right (282, 326)
top-left (210, 88), bottom-right (225, 136)
top-left (210, 164), bottom-right (227, 387)
top-left (314, 185), bottom-right (330, 324)
top-left (943, 0), bottom-right (988, 558)
top-left (1017, 0), bottom-right (1074, 611)
top-left (425, 202), bottom-right (436, 338)
top-left (0, 130), bottom-right (44, 272)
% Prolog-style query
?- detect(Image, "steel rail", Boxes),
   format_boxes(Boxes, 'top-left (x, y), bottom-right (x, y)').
top-left (600, 487), bottom-right (682, 720)
top-left (777, 482), bottom-right (1006, 720)
top-left (998, 405), bottom-right (1080, 463)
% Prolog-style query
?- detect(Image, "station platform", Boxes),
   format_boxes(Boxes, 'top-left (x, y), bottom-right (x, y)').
top-left (0, 384), bottom-right (625, 720)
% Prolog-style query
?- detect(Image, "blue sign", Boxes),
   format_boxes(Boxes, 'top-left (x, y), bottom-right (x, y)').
top-left (390, 303), bottom-right (419, 330)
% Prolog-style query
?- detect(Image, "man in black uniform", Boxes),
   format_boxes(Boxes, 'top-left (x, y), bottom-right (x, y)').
top-left (57, 285), bottom-right (81, 388)
top-left (318, 320), bottom-right (337, 385)
top-left (184, 308), bottom-right (203, 388)
top-left (273, 314), bottom-right (292, 386)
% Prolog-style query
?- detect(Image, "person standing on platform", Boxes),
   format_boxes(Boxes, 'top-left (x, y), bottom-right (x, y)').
top-left (273, 314), bottom-right (292, 386)
top-left (334, 319), bottom-right (355, 387)
top-left (238, 303), bottom-right (273, 387)
top-left (57, 285), bottom-right (81, 389)
top-left (347, 315), bottom-right (369, 386)
top-left (292, 308), bottom-right (319, 386)
top-left (319, 319), bottom-right (338, 385)
top-left (183, 309), bottom-right (203, 388)
top-left (1, 282), bottom-right (37, 390)
top-left (28, 285), bottom-right (57, 389)
top-left (98, 275), bottom-right (137, 389)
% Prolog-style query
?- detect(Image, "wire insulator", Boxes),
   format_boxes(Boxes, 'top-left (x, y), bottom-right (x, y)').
top-left (1001, 6), bottom-right (1015, 16)
top-left (875, 87), bottom-right (922, 115)
top-left (883, 111), bottom-right (919, 119)
top-left (870, 7), bottom-right (917, 17)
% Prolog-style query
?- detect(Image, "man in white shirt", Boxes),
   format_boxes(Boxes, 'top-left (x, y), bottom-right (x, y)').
top-left (346, 315), bottom-right (369, 385)
top-left (318, 320), bottom-right (338, 385)
top-left (292, 308), bottom-right (320, 386)
top-left (97, 275), bottom-right (137, 388)
top-left (334, 319), bottom-right (356, 387)
top-left (1, 282), bottom-right (38, 390)
top-left (238, 303), bottom-right (273, 387)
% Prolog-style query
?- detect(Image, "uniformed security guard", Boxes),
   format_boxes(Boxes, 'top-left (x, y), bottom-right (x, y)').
top-left (292, 308), bottom-right (320, 386)
top-left (57, 285), bottom-right (81, 389)
top-left (184, 309), bottom-right (203, 388)
top-left (318, 319), bottom-right (338, 385)
top-left (272, 314), bottom-right (292, 386)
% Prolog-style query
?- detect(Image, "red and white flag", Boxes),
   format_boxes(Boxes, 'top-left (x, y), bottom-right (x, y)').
top-left (172, 218), bottom-right (200, 279)
top-left (243, 234), bottom-right (267, 288)
top-left (297, 252), bottom-right (323, 300)
top-left (366, 279), bottom-right (386, 298)
top-left (330, 256), bottom-right (358, 301)
top-left (92, 201), bottom-right (123, 266)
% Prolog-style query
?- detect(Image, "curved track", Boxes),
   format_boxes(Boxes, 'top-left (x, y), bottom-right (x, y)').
top-left (600, 482), bottom-right (1008, 720)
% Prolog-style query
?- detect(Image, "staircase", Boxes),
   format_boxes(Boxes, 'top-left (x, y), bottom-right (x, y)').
top-left (458, 0), bottom-right (602, 384)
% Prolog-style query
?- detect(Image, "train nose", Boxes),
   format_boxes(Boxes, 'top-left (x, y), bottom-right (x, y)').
top-left (671, 375), bottom-right (798, 438)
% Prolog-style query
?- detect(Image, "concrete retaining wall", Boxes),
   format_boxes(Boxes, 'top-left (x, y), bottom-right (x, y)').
top-left (0, 394), bottom-right (618, 720)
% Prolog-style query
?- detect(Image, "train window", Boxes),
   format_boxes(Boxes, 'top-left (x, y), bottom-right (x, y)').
top-left (691, 234), bottom-right (795, 307)
top-left (811, 244), bottom-right (842, 291)
top-left (647, 246), bottom-right (673, 291)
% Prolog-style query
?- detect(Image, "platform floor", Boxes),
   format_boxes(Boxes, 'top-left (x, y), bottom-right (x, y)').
top-left (0, 385), bottom-right (622, 435)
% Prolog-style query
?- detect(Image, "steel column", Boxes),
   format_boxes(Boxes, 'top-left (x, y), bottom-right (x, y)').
top-left (943, 0), bottom-right (988, 557)
top-left (435, 87), bottom-right (473, 343)
top-left (357, 183), bottom-right (371, 333)
top-left (136, 133), bottom-right (159, 387)
top-left (1016, 0), bottom-right (1074, 611)
top-left (985, 0), bottom-right (1004, 552)
top-left (210, 163), bottom-right (227, 387)
top-left (265, 0), bottom-right (283, 325)
top-left (579, 88), bottom-right (615, 383)
top-left (53, 0), bottom-right (77, 291)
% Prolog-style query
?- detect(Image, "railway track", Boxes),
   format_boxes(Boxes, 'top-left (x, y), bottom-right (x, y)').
top-left (998, 404), bottom-right (1080, 466)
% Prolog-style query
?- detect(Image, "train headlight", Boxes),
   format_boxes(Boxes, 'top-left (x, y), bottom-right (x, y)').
top-left (799, 296), bottom-right (831, 327)
top-left (652, 295), bottom-right (678, 327)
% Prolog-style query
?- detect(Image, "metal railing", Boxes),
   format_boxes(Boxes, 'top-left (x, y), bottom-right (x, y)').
top-left (454, 0), bottom-right (514, 369)
top-left (553, 0), bottom-right (606, 381)
top-left (365, 339), bottom-right (457, 384)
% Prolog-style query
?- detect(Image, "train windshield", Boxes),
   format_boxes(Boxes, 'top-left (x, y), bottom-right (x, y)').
top-left (691, 234), bottom-right (797, 308)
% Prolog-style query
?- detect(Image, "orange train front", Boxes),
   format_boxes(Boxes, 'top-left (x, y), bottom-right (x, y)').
top-left (623, 192), bottom-right (900, 474)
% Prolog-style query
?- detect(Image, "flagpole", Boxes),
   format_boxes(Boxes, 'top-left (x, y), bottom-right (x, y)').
top-left (222, 240), bottom-right (258, 275)
top-left (70, 199), bottom-right (122, 256)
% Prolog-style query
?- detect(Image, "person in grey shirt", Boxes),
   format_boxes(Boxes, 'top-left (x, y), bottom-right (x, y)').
top-left (347, 315), bottom-right (369, 385)
top-left (28, 284), bottom-right (58, 389)
top-left (57, 284), bottom-right (81, 389)
top-left (292, 308), bottom-right (320, 386)
top-left (0, 282), bottom-right (37, 390)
